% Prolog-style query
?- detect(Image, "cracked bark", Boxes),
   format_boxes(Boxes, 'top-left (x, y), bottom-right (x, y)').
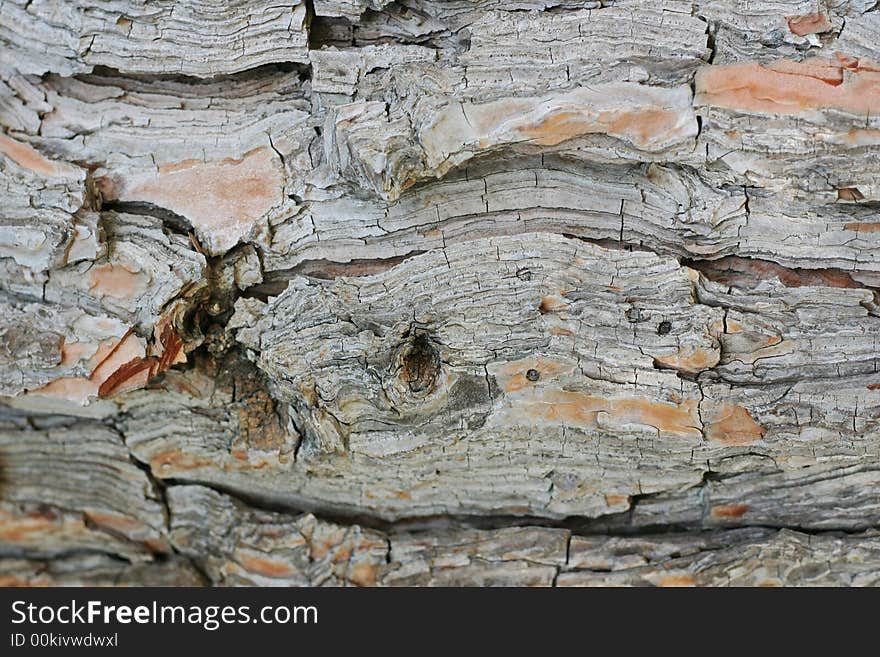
top-left (2, 0), bottom-right (880, 586)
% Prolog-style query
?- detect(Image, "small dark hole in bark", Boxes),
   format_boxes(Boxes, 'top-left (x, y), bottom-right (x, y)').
top-left (516, 268), bottom-right (532, 281)
top-left (526, 369), bottom-right (540, 382)
top-left (657, 320), bottom-right (672, 335)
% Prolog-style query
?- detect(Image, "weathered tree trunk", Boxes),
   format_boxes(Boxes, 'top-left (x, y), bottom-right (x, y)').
top-left (2, 0), bottom-right (880, 586)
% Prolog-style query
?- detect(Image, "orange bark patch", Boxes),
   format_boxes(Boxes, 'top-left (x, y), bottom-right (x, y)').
top-left (705, 404), bottom-right (764, 446)
top-left (497, 357), bottom-right (575, 393)
top-left (0, 576), bottom-right (40, 587)
top-left (710, 504), bottom-right (750, 519)
top-left (330, 547), bottom-right (353, 565)
top-left (605, 397), bottom-right (701, 436)
top-left (519, 107), bottom-right (683, 150)
top-left (348, 563), bottom-right (379, 587)
top-left (33, 377), bottom-right (100, 405)
top-left (239, 555), bottom-right (296, 578)
top-left (725, 319), bottom-right (744, 333)
top-left (114, 147), bottom-right (283, 255)
top-left (89, 263), bottom-right (148, 300)
top-left (657, 574), bottom-right (696, 587)
top-left (0, 133), bottom-right (78, 177)
top-left (59, 340), bottom-right (95, 367)
top-left (308, 538), bottom-right (336, 560)
top-left (0, 514), bottom-right (58, 542)
top-left (601, 108), bottom-right (684, 149)
top-left (786, 13), bottom-right (831, 36)
top-left (695, 55), bottom-right (880, 116)
top-left (603, 493), bottom-right (630, 508)
top-left (519, 110), bottom-right (595, 146)
top-left (158, 158), bottom-right (203, 174)
top-left (844, 222), bottom-right (880, 233)
top-left (653, 346), bottom-right (720, 375)
top-left (149, 449), bottom-right (212, 472)
top-left (82, 510), bottom-right (155, 546)
top-left (514, 390), bottom-right (702, 438)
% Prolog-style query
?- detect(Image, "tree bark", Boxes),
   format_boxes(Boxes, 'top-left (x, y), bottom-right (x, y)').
top-left (2, 0), bottom-right (880, 586)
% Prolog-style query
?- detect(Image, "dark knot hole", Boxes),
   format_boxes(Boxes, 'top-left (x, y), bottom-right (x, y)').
top-left (399, 331), bottom-right (441, 394)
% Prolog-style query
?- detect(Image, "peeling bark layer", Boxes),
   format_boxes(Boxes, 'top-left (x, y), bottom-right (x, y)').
top-left (2, 0), bottom-right (880, 586)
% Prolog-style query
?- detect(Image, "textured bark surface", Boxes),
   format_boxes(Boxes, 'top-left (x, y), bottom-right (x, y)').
top-left (2, 0), bottom-right (880, 586)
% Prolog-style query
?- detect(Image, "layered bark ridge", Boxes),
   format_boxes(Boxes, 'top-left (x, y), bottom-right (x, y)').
top-left (2, 0), bottom-right (880, 586)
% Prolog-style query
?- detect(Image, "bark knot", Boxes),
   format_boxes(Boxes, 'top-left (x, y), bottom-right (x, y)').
top-left (395, 330), bottom-right (441, 397)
